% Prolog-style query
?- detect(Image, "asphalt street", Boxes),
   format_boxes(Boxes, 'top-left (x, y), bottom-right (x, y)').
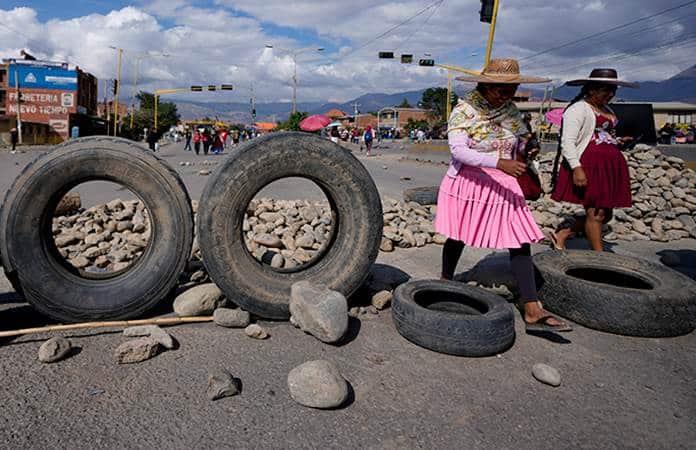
top-left (0, 139), bottom-right (694, 449)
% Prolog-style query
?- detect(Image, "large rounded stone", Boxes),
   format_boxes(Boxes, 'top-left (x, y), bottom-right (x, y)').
top-left (38, 337), bottom-right (72, 363)
top-left (289, 281), bottom-right (348, 344)
top-left (532, 363), bottom-right (561, 387)
top-left (173, 283), bottom-right (226, 316)
top-left (213, 308), bottom-right (251, 328)
top-left (287, 360), bottom-right (349, 409)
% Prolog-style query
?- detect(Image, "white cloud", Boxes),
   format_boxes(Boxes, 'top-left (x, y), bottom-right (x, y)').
top-left (1, 1), bottom-right (694, 108)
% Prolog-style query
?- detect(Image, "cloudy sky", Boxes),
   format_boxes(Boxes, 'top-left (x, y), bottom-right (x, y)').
top-left (1, 0), bottom-right (694, 104)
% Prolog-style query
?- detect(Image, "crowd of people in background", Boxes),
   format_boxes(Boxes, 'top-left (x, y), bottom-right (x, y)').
top-left (658, 123), bottom-right (696, 144)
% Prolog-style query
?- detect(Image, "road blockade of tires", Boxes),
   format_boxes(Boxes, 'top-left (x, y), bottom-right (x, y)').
top-left (0, 137), bottom-right (194, 322)
top-left (392, 279), bottom-right (516, 356)
top-left (534, 250), bottom-right (696, 337)
top-left (197, 132), bottom-right (383, 320)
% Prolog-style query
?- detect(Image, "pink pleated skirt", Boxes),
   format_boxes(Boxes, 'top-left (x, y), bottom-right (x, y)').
top-left (434, 165), bottom-right (544, 249)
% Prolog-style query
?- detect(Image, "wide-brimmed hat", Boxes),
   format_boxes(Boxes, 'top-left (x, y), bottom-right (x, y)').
top-left (456, 58), bottom-right (550, 84)
top-left (565, 68), bottom-right (638, 88)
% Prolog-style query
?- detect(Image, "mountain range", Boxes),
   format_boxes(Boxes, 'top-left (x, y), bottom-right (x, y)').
top-left (175, 65), bottom-right (696, 123)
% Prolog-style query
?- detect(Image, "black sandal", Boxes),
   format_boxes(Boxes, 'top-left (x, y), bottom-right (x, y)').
top-left (525, 315), bottom-right (573, 333)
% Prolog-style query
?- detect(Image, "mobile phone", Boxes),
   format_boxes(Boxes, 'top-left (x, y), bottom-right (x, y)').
top-left (622, 134), bottom-right (642, 151)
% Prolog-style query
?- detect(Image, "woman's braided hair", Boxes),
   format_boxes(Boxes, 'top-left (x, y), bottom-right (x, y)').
top-left (551, 83), bottom-right (594, 187)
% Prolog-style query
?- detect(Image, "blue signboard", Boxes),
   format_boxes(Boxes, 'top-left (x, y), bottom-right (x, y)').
top-left (8, 64), bottom-right (77, 91)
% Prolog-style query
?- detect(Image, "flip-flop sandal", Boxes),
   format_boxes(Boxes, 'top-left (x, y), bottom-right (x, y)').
top-left (525, 315), bottom-right (573, 333)
top-left (547, 231), bottom-right (564, 251)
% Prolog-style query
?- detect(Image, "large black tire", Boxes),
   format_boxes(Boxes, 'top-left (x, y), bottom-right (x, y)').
top-left (534, 251), bottom-right (696, 337)
top-left (402, 186), bottom-right (439, 205)
top-left (392, 279), bottom-right (515, 356)
top-left (197, 132), bottom-right (382, 320)
top-left (0, 136), bottom-right (194, 322)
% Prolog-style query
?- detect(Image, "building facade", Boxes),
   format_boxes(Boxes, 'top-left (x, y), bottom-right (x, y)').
top-left (1, 58), bottom-right (98, 144)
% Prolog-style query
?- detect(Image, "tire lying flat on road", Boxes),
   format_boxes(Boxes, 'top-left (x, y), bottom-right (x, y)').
top-left (534, 250), bottom-right (696, 337)
top-left (0, 137), bottom-right (194, 322)
top-left (197, 132), bottom-right (382, 320)
top-left (392, 279), bottom-right (515, 356)
top-left (402, 186), bottom-right (439, 205)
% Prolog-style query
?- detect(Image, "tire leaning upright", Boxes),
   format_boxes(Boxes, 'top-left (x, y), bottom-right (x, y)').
top-left (0, 136), bottom-right (194, 322)
top-left (197, 132), bottom-right (383, 320)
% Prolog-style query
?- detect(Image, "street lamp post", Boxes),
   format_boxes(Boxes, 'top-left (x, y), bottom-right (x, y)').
top-left (265, 44), bottom-right (324, 115)
top-left (109, 46), bottom-right (124, 136)
top-left (130, 51), bottom-right (170, 129)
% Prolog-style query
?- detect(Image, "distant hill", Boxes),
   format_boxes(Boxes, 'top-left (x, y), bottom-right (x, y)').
top-left (175, 89), bottom-right (427, 123)
top-left (175, 66), bottom-right (696, 123)
top-left (549, 64), bottom-right (696, 103)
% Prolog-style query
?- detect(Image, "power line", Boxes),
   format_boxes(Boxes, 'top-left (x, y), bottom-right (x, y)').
top-left (538, 14), bottom-right (696, 72)
top-left (337, 0), bottom-right (445, 61)
top-left (395, 0), bottom-right (446, 54)
top-left (553, 32), bottom-right (696, 77)
top-left (520, 0), bottom-right (696, 62)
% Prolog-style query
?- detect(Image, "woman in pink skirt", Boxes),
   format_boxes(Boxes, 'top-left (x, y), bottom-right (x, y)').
top-left (550, 69), bottom-right (637, 251)
top-left (436, 58), bottom-right (571, 333)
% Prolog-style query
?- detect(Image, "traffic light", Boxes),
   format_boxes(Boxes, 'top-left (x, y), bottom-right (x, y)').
top-left (480, 0), bottom-right (495, 23)
top-left (190, 85), bottom-right (203, 91)
top-left (220, 84), bottom-right (234, 90)
top-left (207, 85), bottom-right (216, 91)
top-left (401, 54), bottom-right (413, 64)
top-left (418, 59), bottom-right (435, 67)
top-left (112, 79), bottom-right (118, 95)
top-left (378, 52), bottom-right (394, 59)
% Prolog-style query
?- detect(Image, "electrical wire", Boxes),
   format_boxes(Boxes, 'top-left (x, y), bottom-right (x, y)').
top-left (335, 0), bottom-right (445, 61)
top-left (537, 14), bottom-right (696, 73)
top-left (519, 0), bottom-right (696, 62)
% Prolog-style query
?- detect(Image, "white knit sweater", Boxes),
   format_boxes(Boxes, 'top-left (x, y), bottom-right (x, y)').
top-left (561, 100), bottom-right (615, 169)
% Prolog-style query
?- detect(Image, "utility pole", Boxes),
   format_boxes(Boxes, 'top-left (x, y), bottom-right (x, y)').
top-left (352, 102), bottom-right (361, 118)
top-left (130, 57), bottom-right (142, 130)
top-left (250, 82), bottom-right (256, 123)
top-left (14, 66), bottom-right (22, 144)
top-left (291, 53), bottom-right (298, 115)
top-left (446, 71), bottom-right (454, 121)
top-left (112, 47), bottom-right (123, 136)
top-left (483, 0), bottom-right (501, 69)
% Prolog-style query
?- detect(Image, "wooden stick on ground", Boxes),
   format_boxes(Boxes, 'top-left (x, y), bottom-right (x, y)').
top-left (0, 316), bottom-right (214, 339)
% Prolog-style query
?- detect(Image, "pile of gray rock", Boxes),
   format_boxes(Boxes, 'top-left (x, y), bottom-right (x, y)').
top-left (530, 145), bottom-right (696, 241)
top-left (243, 198), bottom-right (335, 268)
top-left (52, 198), bottom-right (151, 272)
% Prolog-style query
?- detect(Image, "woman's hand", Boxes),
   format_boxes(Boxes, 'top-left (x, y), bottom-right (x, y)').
top-left (497, 159), bottom-right (526, 178)
top-left (572, 167), bottom-right (588, 187)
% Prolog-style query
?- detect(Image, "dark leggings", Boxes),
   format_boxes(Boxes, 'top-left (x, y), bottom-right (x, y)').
top-left (441, 239), bottom-right (537, 303)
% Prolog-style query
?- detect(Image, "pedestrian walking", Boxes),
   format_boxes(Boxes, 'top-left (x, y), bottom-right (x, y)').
top-left (212, 133), bottom-right (223, 154)
top-left (10, 127), bottom-right (18, 153)
top-left (146, 129), bottom-right (158, 151)
top-left (549, 69), bottom-right (637, 251)
top-left (363, 126), bottom-right (374, 156)
top-left (184, 129), bottom-right (192, 151)
top-left (202, 129), bottom-right (211, 155)
top-left (193, 130), bottom-right (201, 155)
top-left (434, 58), bottom-right (570, 333)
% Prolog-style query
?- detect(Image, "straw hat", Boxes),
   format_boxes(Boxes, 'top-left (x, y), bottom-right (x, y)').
top-left (565, 68), bottom-right (638, 88)
top-left (456, 58), bottom-right (550, 84)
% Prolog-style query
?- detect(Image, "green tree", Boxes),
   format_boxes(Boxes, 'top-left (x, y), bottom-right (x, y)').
top-left (398, 98), bottom-right (412, 108)
top-left (420, 87), bottom-right (458, 121)
top-left (277, 111), bottom-right (308, 131)
top-left (404, 118), bottom-right (429, 133)
top-left (120, 91), bottom-right (180, 140)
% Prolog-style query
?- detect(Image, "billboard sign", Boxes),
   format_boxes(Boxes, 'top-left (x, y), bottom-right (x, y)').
top-left (8, 63), bottom-right (77, 91)
top-left (7, 88), bottom-right (77, 139)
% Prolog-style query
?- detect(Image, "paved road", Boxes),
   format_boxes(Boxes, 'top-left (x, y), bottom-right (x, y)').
top-left (0, 138), bottom-right (695, 449)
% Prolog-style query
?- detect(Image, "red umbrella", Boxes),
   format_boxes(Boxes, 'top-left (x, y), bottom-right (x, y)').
top-left (300, 114), bottom-right (331, 132)
top-left (545, 108), bottom-right (564, 126)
